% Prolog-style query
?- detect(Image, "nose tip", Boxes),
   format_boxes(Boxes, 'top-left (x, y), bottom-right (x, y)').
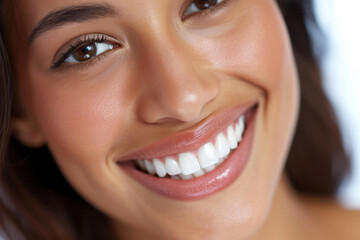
top-left (161, 92), bottom-right (202, 123)
top-left (137, 76), bottom-right (218, 124)
top-left (134, 28), bottom-right (219, 124)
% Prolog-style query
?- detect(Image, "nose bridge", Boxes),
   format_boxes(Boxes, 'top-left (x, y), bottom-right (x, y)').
top-left (136, 26), bottom-right (218, 123)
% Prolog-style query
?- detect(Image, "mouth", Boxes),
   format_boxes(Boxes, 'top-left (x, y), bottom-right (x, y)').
top-left (135, 112), bottom-right (246, 179)
top-left (117, 102), bottom-right (257, 200)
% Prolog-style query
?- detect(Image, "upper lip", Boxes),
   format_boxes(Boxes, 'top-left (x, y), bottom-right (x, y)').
top-left (117, 101), bottom-right (257, 162)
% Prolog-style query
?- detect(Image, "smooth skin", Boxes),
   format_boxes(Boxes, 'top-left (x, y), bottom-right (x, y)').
top-left (5, 0), bottom-right (360, 239)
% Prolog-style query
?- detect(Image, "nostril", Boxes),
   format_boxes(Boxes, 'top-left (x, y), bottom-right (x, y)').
top-left (151, 117), bottom-right (185, 124)
top-left (135, 53), bottom-right (219, 124)
top-left (136, 86), bottom-right (208, 123)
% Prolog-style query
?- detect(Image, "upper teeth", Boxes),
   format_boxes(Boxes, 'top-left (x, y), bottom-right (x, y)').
top-left (135, 115), bottom-right (245, 180)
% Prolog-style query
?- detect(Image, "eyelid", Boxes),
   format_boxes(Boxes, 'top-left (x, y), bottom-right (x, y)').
top-left (182, 0), bottom-right (234, 21)
top-left (51, 33), bottom-right (121, 69)
top-left (180, 0), bottom-right (194, 18)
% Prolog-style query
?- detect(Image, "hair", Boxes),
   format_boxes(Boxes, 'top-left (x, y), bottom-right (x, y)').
top-left (278, 0), bottom-right (350, 194)
top-left (0, 0), bottom-right (350, 239)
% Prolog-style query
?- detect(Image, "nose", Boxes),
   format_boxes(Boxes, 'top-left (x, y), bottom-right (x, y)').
top-left (136, 34), bottom-right (218, 124)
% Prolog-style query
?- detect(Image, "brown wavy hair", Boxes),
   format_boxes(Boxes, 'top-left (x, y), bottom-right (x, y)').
top-left (0, 0), bottom-right (350, 239)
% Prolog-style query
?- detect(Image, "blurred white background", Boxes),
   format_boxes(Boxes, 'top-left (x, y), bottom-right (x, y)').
top-left (314, 0), bottom-right (360, 208)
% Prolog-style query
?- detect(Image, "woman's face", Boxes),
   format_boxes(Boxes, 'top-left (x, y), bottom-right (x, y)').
top-left (8, 0), bottom-right (299, 239)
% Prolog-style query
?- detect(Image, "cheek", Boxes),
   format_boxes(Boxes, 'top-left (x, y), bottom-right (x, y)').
top-left (183, 1), bottom-right (299, 233)
top-left (28, 74), bottom-right (129, 168)
top-left (192, 1), bottom-right (300, 158)
top-left (192, 2), bottom-right (297, 96)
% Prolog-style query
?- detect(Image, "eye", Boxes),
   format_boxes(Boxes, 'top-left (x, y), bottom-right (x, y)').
top-left (64, 42), bottom-right (114, 63)
top-left (52, 34), bottom-right (121, 69)
top-left (185, 0), bottom-right (225, 16)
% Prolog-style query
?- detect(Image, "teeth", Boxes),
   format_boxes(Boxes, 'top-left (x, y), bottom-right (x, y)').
top-left (236, 115), bottom-right (245, 141)
top-left (153, 159), bottom-right (167, 177)
top-left (179, 152), bottom-right (201, 175)
top-left (215, 133), bottom-right (230, 158)
top-left (235, 124), bottom-right (242, 142)
top-left (135, 113), bottom-right (246, 179)
top-left (136, 160), bottom-right (146, 171)
top-left (227, 125), bottom-right (238, 149)
top-left (204, 164), bottom-right (216, 173)
top-left (215, 157), bottom-right (226, 167)
top-left (144, 160), bottom-right (156, 175)
top-left (165, 158), bottom-right (182, 176)
top-left (198, 142), bottom-right (219, 168)
top-left (193, 168), bottom-right (205, 177)
top-left (239, 115), bottom-right (245, 127)
top-left (179, 173), bottom-right (194, 180)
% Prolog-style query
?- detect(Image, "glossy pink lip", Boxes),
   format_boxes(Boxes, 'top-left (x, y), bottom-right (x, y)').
top-left (117, 101), bottom-right (256, 161)
top-left (117, 104), bottom-right (257, 201)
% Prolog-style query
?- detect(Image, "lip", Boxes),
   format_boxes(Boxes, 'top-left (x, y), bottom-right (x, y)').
top-left (117, 103), bottom-right (257, 200)
top-left (117, 101), bottom-right (257, 161)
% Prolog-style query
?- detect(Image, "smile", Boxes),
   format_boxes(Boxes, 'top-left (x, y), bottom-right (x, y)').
top-left (117, 102), bottom-right (257, 200)
top-left (135, 114), bottom-right (245, 180)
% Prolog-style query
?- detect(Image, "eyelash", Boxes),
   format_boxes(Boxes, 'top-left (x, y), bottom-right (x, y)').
top-left (51, 35), bottom-right (115, 70)
top-left (183, 0), bottom-right (233, 20)
top-left (51, 0), bottom-right (234, 70)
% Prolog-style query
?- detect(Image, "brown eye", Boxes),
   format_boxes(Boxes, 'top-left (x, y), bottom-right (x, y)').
top-left (184, 0), bottom-right (224, 17)
top-left (64, 41), bottom-right (115, 64)
top-left (73, 43), bottom-right (97, 62)
top-left (193, 0), bottom-right (218, 10)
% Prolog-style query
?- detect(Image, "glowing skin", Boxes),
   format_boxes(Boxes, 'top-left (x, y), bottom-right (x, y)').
top-left (7, 0), bottom-right (309, 239)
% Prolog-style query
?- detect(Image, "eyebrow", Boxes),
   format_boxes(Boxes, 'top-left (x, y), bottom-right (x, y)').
top-left (28, 3), bottom-right (118, 45)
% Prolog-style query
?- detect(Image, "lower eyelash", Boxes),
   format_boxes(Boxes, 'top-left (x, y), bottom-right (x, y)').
top-left (52, 35), bottom-right (108, 69)
top-left (53, 52), bottom-right (110, 72)
top-left (208, 0), bottom-right (233, 15)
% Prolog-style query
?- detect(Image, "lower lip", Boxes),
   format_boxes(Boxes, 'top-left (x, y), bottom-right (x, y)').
top-left (119, 108), bottom-right (256, 201)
